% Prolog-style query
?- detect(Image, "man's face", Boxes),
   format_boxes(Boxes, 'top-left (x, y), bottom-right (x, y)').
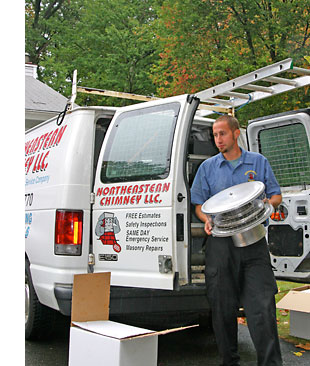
top-left (213, 121), bottom-right (239, 154)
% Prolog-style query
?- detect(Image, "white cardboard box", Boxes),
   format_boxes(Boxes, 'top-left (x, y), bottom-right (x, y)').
top-left (68, 272), bottom-right (197, 366)
top-left (276, 285), bottom-right (310, 340)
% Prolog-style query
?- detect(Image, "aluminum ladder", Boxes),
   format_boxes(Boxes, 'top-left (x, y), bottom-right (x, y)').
top-left (195, 58), bottom-right (310, 117)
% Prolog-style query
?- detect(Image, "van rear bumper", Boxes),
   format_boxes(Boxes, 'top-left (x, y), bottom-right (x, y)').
top-left (274, 272), bottom-right (310, 283)
top-left (109, 285), bottom-right (210, 328)
top-left (54, 286), bottom-right (73, 316)
top-left (54, 283), bottom-right (209, 318)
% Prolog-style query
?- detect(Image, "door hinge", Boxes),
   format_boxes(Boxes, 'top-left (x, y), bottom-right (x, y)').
top-left (88, 253), bottom-right (95, 266)
top-left (90, 192), bottom-right (95, 204)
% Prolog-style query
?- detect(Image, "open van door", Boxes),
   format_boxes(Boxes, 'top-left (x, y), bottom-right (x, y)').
top-left (92, 95), bottom-right (199, 290)
top-left (247, 109), bottom-right (310, 283)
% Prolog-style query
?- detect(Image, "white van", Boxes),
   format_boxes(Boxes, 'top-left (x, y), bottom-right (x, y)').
top-left (25, 97), bottom-right (216, 340)
top-left (247, 108), bottom-right (310, 282)
top-left (25, 59), bottom-right (310, 339)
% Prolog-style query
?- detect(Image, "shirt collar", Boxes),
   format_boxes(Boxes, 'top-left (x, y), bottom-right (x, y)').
top-left (218, 147), bottom-right (250, 166)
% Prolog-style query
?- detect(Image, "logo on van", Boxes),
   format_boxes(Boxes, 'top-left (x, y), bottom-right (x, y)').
top-left (95, 212), bottom-right (121, 253)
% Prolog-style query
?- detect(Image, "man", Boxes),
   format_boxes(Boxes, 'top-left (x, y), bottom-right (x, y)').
top-left (191, 115), bottom-right (283, 366)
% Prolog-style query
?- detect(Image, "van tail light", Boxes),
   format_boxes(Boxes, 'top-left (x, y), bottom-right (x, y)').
top-left (55, 210), bottom-right (83, 255)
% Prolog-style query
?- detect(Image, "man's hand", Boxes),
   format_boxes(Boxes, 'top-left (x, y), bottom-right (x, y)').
top-left (264, 194), bottom-right (282, 210)
top-left (204, 217), bottom-right (213, 235)
top-left (195, 204), bottom-right (213, 235)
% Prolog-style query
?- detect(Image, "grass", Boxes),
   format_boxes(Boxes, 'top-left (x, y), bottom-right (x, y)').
top-left (275, 281), bottom-right (309, 346)
top-left (238, 281), bottom-right (309, 347)
top-left (237, 280), bottom-right (310, 358)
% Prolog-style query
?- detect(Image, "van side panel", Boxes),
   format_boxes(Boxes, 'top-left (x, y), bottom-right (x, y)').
top-left (25, 110), bottom-right (95, 310)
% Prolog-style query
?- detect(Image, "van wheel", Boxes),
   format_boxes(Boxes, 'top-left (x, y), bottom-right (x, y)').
top-left (25, 259), bottom-right (56, 340)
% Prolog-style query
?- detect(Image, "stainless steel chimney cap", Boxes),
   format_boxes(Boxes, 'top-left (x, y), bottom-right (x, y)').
top-left (201, 181), bottom-right (273, 247)
top-left (201, 181), bottom-right (265, 215)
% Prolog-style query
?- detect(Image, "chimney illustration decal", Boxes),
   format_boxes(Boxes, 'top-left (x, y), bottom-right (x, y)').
top-left (95, 212), bottom-right (121, 253)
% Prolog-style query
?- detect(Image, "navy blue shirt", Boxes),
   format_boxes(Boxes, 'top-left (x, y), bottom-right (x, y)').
top-left (191, 148), bottom-right (281, 205)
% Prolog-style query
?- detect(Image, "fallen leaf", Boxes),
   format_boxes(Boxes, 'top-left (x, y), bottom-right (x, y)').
top-left (279, 310), bottom-right (288, 316)
top-left (296, 343), bottom-right (310, 351)
top-left (293, 352), bottom-right (303, 357)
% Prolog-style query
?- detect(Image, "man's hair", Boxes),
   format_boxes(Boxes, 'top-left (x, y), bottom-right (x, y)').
top-left (214, 115), bottom-right (240, 132)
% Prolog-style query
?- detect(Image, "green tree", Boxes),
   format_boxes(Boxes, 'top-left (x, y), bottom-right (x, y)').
top-left (26, 0), bottom-right (162, 105)
top-left (25, 0), bottom-right (82, 77)
top-left (25, 1), bottom-right (309, 114)
top-left (152, 0), bottom-right (310, 121)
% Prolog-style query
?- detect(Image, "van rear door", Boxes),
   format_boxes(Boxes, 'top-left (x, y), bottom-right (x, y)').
top-left (247, 109), bottom-right (310, 282)
top-left (92, 95), bottom-right (199, 290)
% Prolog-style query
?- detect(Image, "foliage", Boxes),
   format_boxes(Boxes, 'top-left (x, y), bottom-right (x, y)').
top-left (26, 0), bottom-right (162, 106)
top-left (25, 0), bottom-right (310, 114)
top-left (25, 1), bottom-right (82, 76)
top-left (152, 0), bottom-right (310, 122)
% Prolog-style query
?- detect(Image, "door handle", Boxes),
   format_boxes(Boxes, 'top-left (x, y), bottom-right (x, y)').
top-left (177, 193), bottom-right (186, 202)
top-left (176, 214), bottom-right (184, 241)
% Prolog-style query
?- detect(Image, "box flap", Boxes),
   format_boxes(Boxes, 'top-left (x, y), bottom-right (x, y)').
top-left (72, 321), bottom-right (199, 341)
top-left (71, 272), bottom-right (111, 322)
top-left (127, 324), bottom-right (199, 340)
top-left (289, 285), bottom-right (310, 292)
top-left (72, 320), bottom-right (155, 339)
top-left (276, 286), bottom-right (310, 313)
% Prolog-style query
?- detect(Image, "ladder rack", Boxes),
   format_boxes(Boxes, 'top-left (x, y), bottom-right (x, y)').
top-left (76, 86), bottom-right (161, 103)
top-left (69, 85), bottom-right (228, 115)
top-left (68, 58), bottom-right (310, 116)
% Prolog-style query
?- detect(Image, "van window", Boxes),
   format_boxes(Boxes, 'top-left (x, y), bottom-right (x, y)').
top-left (258, 122), bottom-right (310, 187)
top-left (93, 117), bottom-right (113, 182)
top-left (101, 103), bottom-right (180, 183)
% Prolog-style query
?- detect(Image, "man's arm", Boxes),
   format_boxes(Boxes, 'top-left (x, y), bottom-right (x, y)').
top-left (195, 204), bottom-right (213, 235)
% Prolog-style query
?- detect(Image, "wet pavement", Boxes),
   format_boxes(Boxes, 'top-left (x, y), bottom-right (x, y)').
top-left (25, 314), bottom-right (310, 365)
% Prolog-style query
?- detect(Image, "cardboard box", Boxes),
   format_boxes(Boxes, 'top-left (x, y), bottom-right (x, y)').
top-left (68, 272), bottom-right (197, 366)
top-left (276, 285), bottom-right (310, 340)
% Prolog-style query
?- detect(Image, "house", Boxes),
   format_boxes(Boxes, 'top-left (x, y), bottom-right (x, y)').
top-left (25, 55), bottom-right (71, 130)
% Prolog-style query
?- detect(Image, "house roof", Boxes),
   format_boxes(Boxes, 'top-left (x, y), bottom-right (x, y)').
top-left (25, 74), bottom-right (69, 113)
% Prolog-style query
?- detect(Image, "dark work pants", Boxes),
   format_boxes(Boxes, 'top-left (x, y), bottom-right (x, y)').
top-left (204, 236), bottom-right (282, 366)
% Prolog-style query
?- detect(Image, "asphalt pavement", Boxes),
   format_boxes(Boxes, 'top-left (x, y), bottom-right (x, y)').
top-left (25, 314), bottom-right (310, 365)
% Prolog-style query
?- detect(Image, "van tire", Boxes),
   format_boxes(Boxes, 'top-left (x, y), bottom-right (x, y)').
top-left (25, 259), bottom-right (56, 340)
